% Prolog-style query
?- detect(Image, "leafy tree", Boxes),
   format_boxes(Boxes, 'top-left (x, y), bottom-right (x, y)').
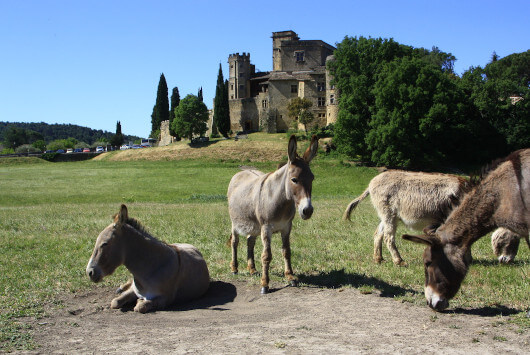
top-left (3, 126), bottom-right (27, 149)
top-left (367, 57), bottom-right (470, 167)
top-left (287, 97), bottom-right (314, 133)
top-left (32, 140), bottom-right (46, 152)
top-left (151, 73), bottom-right (169, 137)
top-left (172, 94), bottom-right (209, 141)
top-left (169, 87), bottom-right (180, 137)
top-left (197, 87), bottom-right (203, 102)
top-left (213, 64), bottom-right (230, 137)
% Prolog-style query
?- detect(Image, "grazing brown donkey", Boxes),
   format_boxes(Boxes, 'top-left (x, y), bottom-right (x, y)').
top-left (86, 205), bottom-right (210, 313)
top-left (228, 135), bottom-right (318, 294)
top-left (343, 170), bottom-right (471, 265)
top-left (403, 149), bottom-right (530, 311)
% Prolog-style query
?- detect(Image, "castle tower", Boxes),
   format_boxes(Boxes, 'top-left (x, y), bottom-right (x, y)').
top-left (272, 31), bottom-right (299, 72)
top-left (228, 53), bottom-right (251, 100)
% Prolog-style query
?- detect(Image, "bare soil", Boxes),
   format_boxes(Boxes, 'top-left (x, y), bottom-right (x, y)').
top-left (20, 280), bottom-right (528, 354)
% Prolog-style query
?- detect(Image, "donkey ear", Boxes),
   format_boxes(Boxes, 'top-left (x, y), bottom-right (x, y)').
top-left (288, 135), bottom-right (298, 162)
top-left (116, 204), bottom-right (128, 226)
top-left (303, 135), bottom-right (319, 163)
top-left (402, 234), bottom-right (434, 246)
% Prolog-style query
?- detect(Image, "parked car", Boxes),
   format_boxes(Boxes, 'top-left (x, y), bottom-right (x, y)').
top-left (131, 145), bottom-right (142, 149)
top-left (96, 146), bottom-right (105, 153)
top-left (45, 150), bottom-right (54, 153)
top-left (120, 145), bottom-right (131, 150)
top-left (56, 149), bottom-right (65, 154)
top-left (74, 148), bottom-right (83, 153)
top-left (82, 148), bottom-right (90, 153)
top-left (66, 148), bottom-right (74, 154)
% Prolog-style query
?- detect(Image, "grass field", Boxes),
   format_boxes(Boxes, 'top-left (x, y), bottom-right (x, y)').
top-left (0, 134), bottom-right (528, 350)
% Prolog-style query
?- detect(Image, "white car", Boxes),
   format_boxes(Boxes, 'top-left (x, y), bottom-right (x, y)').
top-left (96, 146), bottom-right (105, 153)
top-left (120, 145), bottom-right (131, 150)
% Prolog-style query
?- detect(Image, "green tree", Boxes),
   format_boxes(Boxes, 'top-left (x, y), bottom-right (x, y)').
top-left (172, 94), bottom-right (209, 141)
top-left (367, 57), bottom-right (470, 167)
top-left (110, 121), bottom-right (124, 147)
top-left (32, 140), bottom-right (46, 152)
top-left (287, 97), bottom-right (314, 133)
top-left (197, 87), bottom-right (203, 102)
top-left (3, 126), bottom-right (27, 149)
top-left (169, 87), bottom-right (180, 137)
top-left (213, 64), bottom-right (230, 137)
top-left (151, 73), bottom-right (169, 137)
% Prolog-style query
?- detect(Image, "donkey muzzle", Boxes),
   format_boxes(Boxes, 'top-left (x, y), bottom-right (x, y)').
top-left (298, 197), bottom-right (314, 220)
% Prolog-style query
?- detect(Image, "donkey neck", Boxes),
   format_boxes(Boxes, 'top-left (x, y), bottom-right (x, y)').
top-left (438, 182), bottom-right (497, 247)
top-left (120, 224), bottom-right (176, 276)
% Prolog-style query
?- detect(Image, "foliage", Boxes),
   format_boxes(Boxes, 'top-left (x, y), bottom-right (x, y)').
top-left (213, 64), bottom-right (230, 137)
top-left (172, 94), bottom-right (209, 141)
top-left (0, 148), bottom-right (15, 155)
top-left (0, 122), bottom-right (139, 147)
top-left (2, 126), bottom-right (43, 149)
top-left (169, 87), bottom-right (180, 137)
top-left (15, 144), bottom-right (41, 154)
top-left (329, 36), bottom-right (528, 167)
top-left (197, 87), bottom-right (203, 102)
top-left (32, 140), bottom-right (46, 152)
top-left (151, 73), bottom-right (169, 137)
top-left (287, 97), bottom-right (314, 133)
top-left (110, 121), bottom-right (124, 148)
top-left (47, 138), bottom-right (78, 151)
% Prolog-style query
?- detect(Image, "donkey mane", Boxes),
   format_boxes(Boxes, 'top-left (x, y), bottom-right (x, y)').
top-left (114, 214), bottom-right (169, 247)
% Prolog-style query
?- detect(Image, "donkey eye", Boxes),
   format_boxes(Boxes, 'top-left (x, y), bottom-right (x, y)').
top-left (291, 178), bottom-right (298, 184)
top-left (100, 242), bottom-right (108, 248)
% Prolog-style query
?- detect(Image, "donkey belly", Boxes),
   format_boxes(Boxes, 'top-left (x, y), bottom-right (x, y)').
top-left (171, 243), bottom-right (210, 303)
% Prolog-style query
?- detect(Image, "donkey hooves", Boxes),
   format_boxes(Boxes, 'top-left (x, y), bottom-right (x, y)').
top-left (232, 271), bottom-right (238, 275)
top-left (260, 286), bottom-right (269, 295)
top-left (289, 280), bottom-right (298, 287)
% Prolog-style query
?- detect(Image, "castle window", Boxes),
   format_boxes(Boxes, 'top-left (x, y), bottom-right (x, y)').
top-left (231, 84), bottom-right (234, 90)
top-left (239, 72), bottom-right (244, 78)
top-left (291, 85), bottom-right (298, 93)
top-left (318, 97), bottom-right (325, 107)
top-left (262, 100), bottom-right (268, 108)
top-left (318, 113), bottom-right (326, 119)
top-left (295, 51), bottom-right (305, 62)
top-left (330, 94), bottom-right (335, 104)
top-left (317, 82), bottom-right (325, 92)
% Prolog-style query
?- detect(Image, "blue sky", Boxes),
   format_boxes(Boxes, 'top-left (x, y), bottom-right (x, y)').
top-left (1, 0), bottom-right (528, 138)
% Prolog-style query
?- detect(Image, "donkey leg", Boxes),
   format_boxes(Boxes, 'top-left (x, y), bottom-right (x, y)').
top-left (260, 226), bottom-right (272, 294)
top-left (246, 235), bottom-right (258, 275)
top-left (373, 222), bottom-right (385, 263)
top-left (383, 222), bottom-right (404, 266)
top-left (110, 287), bottom-right (137, 309)
top-left (134, 299), bottom-right (160, 313)
top-left (230, 231), bottom-right (239, 274)
top-left (281, 228), bottom-right (297, 286)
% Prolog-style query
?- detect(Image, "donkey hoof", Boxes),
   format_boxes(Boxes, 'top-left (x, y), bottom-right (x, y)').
top-left (289, 280), bottom-right (298, 287)
top-left (260, 286), bottom-right (269, 295)
top-left (232, 271), bottom-right (238, 275)
top-left (116, 287), bottom-right (123, 294)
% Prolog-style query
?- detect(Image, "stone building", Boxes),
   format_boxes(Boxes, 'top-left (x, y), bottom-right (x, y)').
top-left (228, 30), bottom-right (338, 133)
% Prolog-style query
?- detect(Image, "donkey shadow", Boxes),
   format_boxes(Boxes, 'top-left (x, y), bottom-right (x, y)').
top-left (299, 269), bottom-right (418, 298)
top-left (450, 304), bottom-right (521, 317)
top-left (117, 281), bottom-right (237, 313)
top-left (168, 281), bottom-right (237, 312)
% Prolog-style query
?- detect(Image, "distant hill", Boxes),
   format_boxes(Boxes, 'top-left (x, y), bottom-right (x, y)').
top-left (0, 122), bottom-right (141, 145)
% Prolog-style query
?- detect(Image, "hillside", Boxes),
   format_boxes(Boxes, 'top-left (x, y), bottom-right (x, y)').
top-left (94, 133), bottom-right (298, 162)
top-left (0, 121), bottom-right (140, 145)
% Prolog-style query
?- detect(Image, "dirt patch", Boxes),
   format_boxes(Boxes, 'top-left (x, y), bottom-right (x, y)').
top-left (21, 281), bottom-right (528, 353)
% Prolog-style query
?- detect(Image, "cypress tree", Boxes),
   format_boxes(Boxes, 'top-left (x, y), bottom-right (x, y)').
top-left (151, 73), bottom-right (169, 137)
top-left (213, 64), bottom-right (230, 137)
top-left (197, 87), bottom-right (203, 102)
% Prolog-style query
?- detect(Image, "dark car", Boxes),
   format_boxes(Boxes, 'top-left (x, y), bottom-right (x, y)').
top-left (56, 149), bottom-right (65, 153)
top-left (74, 148), bottom-right (83, 153)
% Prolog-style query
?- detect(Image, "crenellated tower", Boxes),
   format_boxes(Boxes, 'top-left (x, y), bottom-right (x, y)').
top-left (228, 52), bottom-right (252, 100)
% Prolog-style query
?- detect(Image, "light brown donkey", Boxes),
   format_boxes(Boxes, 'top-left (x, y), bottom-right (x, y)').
top-left (86, 205), bottom-right (210, 313)
top-left (228, 135), bottom-right (318, 294)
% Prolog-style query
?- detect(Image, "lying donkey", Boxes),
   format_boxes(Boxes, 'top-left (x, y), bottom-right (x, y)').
top-left (86, 204), bottom-right (210, 313)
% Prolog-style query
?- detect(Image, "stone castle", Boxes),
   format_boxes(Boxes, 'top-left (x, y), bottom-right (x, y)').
top-left (228, 30), bottom-right (338, 133)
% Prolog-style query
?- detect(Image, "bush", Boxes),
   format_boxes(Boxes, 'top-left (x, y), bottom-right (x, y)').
top-left (15, 144), bottom-right (42, 154)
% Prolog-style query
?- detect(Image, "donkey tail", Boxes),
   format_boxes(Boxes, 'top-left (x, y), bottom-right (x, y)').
top-left (343, 188), bottom-right (370, 221)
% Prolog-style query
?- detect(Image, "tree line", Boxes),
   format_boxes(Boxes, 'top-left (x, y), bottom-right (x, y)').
top-left (0, 121), bottom-right (140, 153)
top-left (150, 65), bottom-right (230, 142)
top-left (329, 37), bottom-right (529, 169)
